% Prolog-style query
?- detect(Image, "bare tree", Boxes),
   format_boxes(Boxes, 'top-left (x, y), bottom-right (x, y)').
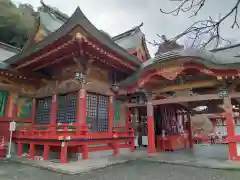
top-left (159, 0), bottom-right (240, 49)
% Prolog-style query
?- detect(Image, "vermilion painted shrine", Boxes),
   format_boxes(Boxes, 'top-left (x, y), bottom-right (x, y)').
top-left (1, 1), bottom-right (240, 162)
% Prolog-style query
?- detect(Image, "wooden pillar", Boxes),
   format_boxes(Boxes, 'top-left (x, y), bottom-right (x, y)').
top-left (43, 144), bottom-right (49, 160)
top-left (60, 142), bottom-right (68, 163)
top-left (125, 107), bottom-right (131, 130)
top-left (50, 94), bottom-right (57, 125)
top-left (5, 93), bottom-right (11, 118)
top-left (187, 111), bottom-right (193, 148)
top-left (223, 97), bottom-right (237, 160)
top-left (211, 118), bottom-right (217, 135)
top-left (108, 96), bottom-right (114, 133)
top-left (147, 99), bottom-right (155, 153)
top-left (82, 144), bottom-right (88, 160)
top-left (17, 142), bottom-right (22, 157)
top-left (113, 142), bottom-right (119, 156)
top-left (12, 94), bottom-right (18, 119)
top-left (29, 143), bottom-right (35, 159)
top-left (31, 98), bottom-right (36, 124)
top-left (76, 89), bottom-right (86, 126)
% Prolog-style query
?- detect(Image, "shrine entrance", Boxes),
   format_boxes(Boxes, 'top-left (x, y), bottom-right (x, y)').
top-left (119, 49), bottom-right (240, 161)
top-left (127, 93), bottom-right (235, 160)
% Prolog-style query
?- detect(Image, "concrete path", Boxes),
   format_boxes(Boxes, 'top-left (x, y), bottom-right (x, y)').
top-left (142, 151), bottom-right (240, 171)
top-left (7, 145), bottom-right (240, 175)
top-left (2, 159), bottom-right (240, 180)
top-left (8, 150), bottom-right (147, 175)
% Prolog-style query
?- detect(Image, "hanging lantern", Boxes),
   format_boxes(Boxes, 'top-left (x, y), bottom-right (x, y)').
top-left (111, 83), bottom-right (119, 93)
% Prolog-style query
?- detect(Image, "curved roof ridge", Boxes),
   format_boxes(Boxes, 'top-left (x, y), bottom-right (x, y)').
top-left (39, 0), bottom-right (69, 21)
top-left (0, 42), bottom-right (20, 53)
top-left (112, 22), bottom-right (144, 41)
top-left (5, 6), bottom-right (141, 66)
top-left (119, 48), bottom-right (240, 87)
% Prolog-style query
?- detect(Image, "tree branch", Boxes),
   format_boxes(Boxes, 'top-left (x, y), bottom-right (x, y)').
top-left (159, 0), bottom-right (240, 49)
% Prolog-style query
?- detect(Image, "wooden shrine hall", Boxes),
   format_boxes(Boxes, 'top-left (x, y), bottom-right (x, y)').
top-left (0, 1), bottom-right (240, 163)
top-left (0, 2), bottom-right (150, 163)
top-left (119, 46), bottom-right (240, 160)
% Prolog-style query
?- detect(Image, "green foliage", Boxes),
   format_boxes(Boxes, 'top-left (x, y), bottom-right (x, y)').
top-left (0, 0), bottom-right (35, 48)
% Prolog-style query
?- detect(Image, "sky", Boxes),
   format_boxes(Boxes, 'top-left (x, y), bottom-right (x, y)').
top-left (12, 0), bottom-right (240, 56)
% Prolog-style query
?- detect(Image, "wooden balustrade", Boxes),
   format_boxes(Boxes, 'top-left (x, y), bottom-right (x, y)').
top-left (13, 124), bottom-right (134, 140)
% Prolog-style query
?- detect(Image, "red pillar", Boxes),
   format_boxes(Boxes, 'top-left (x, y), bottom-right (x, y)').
top-left (50, 94), bottom-right (57, 125)
top-left (82, 144), bottom-right (88, 160)
top-left (76, 89), bottom-right (86, 126)
top-left (108, 96), bottom-right (114, 133)
top-left (113, 142), bottom-right (119, 156)
top-left (147, 101), bottom-right (155, 153)
top-left (187, 111), bottom-right (193, 148)
top-left (29, 143), bottom-right (35, 159)
top-left (17, 142), bottom-right (22, 157)
top-left (43, 144), bottom-right (49, 160)
top-left (60, 142), bottom-right (68, 163)
top-left (224, 97), bottom-right (237, 160)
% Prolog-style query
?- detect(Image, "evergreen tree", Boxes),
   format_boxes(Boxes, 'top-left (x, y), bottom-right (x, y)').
top-left (0, 0), bottom-right (35, 48)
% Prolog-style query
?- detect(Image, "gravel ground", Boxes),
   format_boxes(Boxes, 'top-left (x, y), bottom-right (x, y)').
top-left (1, 159), bottom-right (240, 180)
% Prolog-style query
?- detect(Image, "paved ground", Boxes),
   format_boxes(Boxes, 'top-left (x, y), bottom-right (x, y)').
top-left (1, 159), bottom-right (240, 180)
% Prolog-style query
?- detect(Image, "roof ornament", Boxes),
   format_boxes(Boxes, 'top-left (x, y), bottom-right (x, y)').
top-left (155, 35), bottom-right (184, 56)
top-left (161, 35), bottom-right (168, 42)
top-left (131, 22), bottom-right (144, 35)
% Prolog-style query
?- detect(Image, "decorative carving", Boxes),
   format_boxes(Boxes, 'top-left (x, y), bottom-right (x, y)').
top-left (20, 87), bottom-right (36, 95)
top-left (58, 79), bottom-right (79, 90)
top-left (75, 32), bottom-right (86, 41)
top-left (172, 89), bottom-right (197, 98)
top-left (202, 68), bottom-right (213, 75)
top-left (156, 65), bottom-right (184, 80)
top-left (36, 81), bottom-right (57, 96)
top-left (36, 77), bottom-right (84, 96)
top-left (11, 93), bottom-right (18, 104)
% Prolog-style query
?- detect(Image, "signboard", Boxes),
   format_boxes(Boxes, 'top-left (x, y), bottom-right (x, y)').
top-left (9, 121), bottom-right (16, 132)
top-left (7, 121), bottom-right (16, 158)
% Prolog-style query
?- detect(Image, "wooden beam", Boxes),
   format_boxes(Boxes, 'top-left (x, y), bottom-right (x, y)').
top-left (32, 54), bottom-right (74, 71)
top-left (16, 40), bottom-right (73, 70)
top-left (125, 92), bottom-right (240, 109)
top-left (230, 92), bottom-right (240, 99)
top-left (152, 80), bottom-right (220, 93)
top-left (152, 94), bottom-right (221, 105)
top-left (125, 93), bottom-right (221, 107)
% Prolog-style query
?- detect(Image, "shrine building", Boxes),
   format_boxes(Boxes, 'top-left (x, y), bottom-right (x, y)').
top-left (0, 1), bottom-right (240, 162)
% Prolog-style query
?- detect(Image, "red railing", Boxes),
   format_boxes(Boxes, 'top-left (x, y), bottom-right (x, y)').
top-left (13, 124), bottom-right (134, 140)
top-left (13, 124), bottom-right (88, 139)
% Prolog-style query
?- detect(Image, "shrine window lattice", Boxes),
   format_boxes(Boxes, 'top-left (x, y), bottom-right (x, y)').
top-left (35, 97), bottom-right (52, 125)
top-left (86, 93), bottom-right (109, 132)
top-left (56, 93), bottom-right (77, 124)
